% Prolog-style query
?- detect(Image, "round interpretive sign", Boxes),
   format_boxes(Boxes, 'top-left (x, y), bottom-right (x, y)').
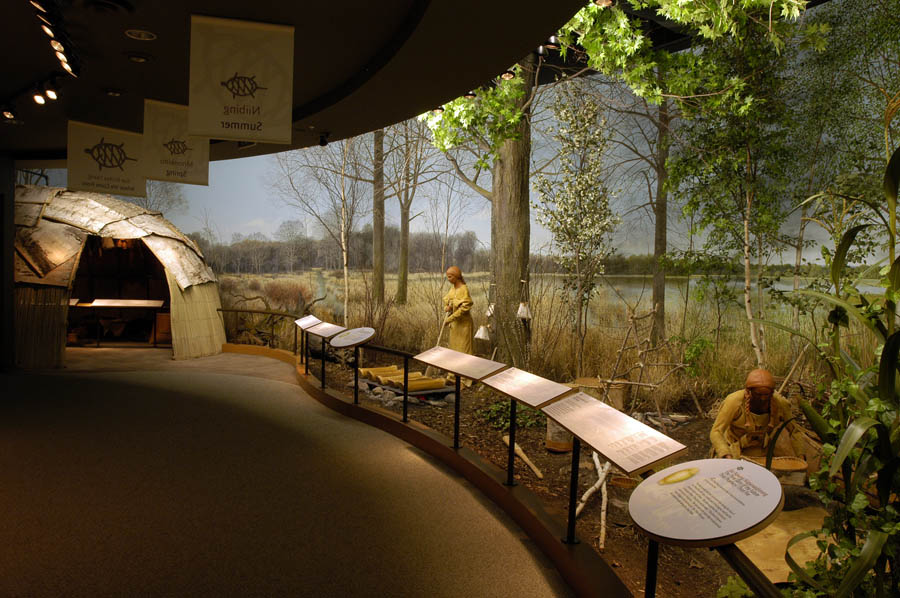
top-left (330, 327), bottom-right (375, 349)
top-left (628, 458), bottom-right (783, 547)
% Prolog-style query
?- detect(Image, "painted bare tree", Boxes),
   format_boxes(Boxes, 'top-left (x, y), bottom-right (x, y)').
top-left (382, 118), bottom-right (445, 304)
top-left (271, 140), bottom-right (369, 326)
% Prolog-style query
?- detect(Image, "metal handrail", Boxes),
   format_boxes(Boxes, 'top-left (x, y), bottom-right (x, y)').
top-left (221, 313), bottom-right (785, 596)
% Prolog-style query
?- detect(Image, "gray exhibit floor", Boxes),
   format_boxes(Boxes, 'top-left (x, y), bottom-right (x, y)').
top-left (1, 350), bottom-right (573, 597)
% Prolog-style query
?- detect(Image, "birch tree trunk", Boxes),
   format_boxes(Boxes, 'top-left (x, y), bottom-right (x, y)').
top-left (651, 94), bottom-right (670, 346)
top-left (340, 141), bottom-right (351, 327)
top-left (743, 189), bottom-right (764, 367)
top-left (372, 129), bottom-right (385, 305)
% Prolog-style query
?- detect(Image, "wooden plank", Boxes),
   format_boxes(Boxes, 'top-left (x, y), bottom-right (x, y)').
top-left (91, 299), bottom-right (165, 308)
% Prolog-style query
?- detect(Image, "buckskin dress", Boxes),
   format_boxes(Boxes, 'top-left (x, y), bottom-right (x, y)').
top-left (442, 284), bottom-right (474, 355)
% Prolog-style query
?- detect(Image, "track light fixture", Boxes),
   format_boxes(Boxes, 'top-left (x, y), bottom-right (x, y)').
top-left (545, 35), bottom-right (560, 50)
top-left (43, 79), bottom-right (58, 100)
top-left (536, 45), bottom-right (547, 57)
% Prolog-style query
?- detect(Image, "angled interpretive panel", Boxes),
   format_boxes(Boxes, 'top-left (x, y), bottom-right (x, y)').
top-left (412, 346), bottom-right (506, 381)
top-left (542, 392), bottom-right (687, 475)
top-left (481, 367), bottom-right (574, 408)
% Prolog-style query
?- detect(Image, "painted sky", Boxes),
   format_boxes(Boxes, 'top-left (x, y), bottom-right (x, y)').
top-left (43, 146), bottom-right (829, 262)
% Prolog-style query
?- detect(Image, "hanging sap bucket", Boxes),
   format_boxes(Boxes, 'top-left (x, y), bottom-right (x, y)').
top-left (605, 379), bottom-right (629, 411)
top-left (474, 325), bottom-right (491, 341)
top-left (545, 418), bottom-right (573, 453)
top-left (516, 302), bottom-right (532, 320)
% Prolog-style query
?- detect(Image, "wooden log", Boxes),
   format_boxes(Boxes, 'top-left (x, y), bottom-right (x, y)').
top-left (402, 377), bottom-right (450, 392)
top-left (502, 434), bottom-right (544, 479)
top-left (378, 371), bottom-right (425, 386)
top-left (360, 365), bottom-right (399, 380)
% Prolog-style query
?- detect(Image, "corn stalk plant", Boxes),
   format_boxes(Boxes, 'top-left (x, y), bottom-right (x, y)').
top-left (780, 145), bottom-right (900, 597)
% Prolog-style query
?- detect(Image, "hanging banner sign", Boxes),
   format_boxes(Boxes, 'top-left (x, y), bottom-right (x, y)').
top-left (67, 120), bottom-right (145, 197)
top-left (142, 99), bottom-right (209, 185)
top-left (188, 15), bottom-right (294, 144)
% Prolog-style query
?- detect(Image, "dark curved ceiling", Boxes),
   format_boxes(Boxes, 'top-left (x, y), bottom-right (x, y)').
top-left (1, 0), bottom-right (586, 163)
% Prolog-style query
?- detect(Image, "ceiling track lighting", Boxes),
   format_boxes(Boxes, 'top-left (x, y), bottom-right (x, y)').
top-left (33, 5), bottom-right (81, 78)
top-left (43, 79), bottom-right (59, 100)
top-left (3, 70), bottom-right (65, 122)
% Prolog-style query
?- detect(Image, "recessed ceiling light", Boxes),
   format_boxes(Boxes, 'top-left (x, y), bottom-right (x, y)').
top-left (124, 28), bottom-right (157, 41)
top-left (463, 90), bottom-right (476, 99)
top-left (41, 24), bottom-right (54, 38)
top-left (500, 70), bottom-right (515, 80)
top-left (36, 13), bottom-right (52, 26)
top-left (125, 51), bottom-right (151, 63)
top-left (50, 39), bottom-right (64, 52)
top-left (2, 106), bottom-right (16, 120)
top-left (55, 51), bottom-right (67, 63)
top-left (61, 61), bottom-right (77, 77)
top-left (30, 0), bottom-right (47, 12)
top-left (33, 91), bottom-right (46, 105)
top-left (105, 88), bottom-right (123, 97)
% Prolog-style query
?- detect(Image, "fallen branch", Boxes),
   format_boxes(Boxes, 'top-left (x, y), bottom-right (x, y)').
top-left (576, 451), bottom-right (611, 517)
top-left (502, 435), bottom-right (544, 479)
top-left (599, 463), bottom-right (609, 550)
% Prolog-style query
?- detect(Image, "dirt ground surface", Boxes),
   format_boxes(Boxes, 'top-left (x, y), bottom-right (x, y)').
top-left (316, 353), bottom-right (788, 598)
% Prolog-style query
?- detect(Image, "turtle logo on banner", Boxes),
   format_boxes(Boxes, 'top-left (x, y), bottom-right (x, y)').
top-left (221, 72), bottom-right (268, 99)
top-left (163, 138), bottom-right (192, 156)
top-left (188, 15), bottom-right (294, 144)
top-left (84, 137), bottom-right (138, 171)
